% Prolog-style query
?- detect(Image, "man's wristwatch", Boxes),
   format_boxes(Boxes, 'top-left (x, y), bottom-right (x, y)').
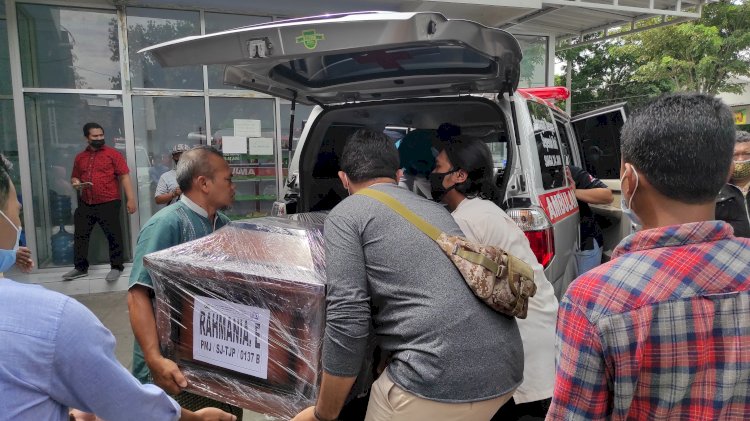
top-left (314, 408), bottom-right (337, 421)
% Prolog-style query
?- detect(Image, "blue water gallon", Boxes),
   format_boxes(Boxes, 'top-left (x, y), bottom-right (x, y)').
top-left (51, 224), bottom-right (74, 266)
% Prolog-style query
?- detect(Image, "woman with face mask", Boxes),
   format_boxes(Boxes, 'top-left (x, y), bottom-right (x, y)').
top-left (715, 130), bottom-right (750, 238)
top-left (0, 154), bottom-right (236, 421)
top-left (430, 138), bottom-right (559, 420)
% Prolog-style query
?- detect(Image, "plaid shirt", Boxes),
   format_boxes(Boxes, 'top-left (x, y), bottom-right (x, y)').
top-left (71, 145), bottom-right (129, 205)
top-left (548, 221), bottom-right (750, 420)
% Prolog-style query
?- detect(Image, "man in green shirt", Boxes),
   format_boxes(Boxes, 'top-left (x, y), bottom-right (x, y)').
top-left (128, 145), bottom-right (234, 391)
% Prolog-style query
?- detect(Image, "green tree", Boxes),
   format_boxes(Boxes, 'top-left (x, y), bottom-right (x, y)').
top-left (520, 42), bottom-right (546, 88)
top-left (556, 41), bottom-right (672, 114)
top-left (630, 0), bottom-right (750, 94)
top-left (557, 1), bottom-right (749, 113)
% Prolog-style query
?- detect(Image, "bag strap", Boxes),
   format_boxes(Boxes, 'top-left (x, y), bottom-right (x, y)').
top-left (356, 188), bottom-right (442, 241)
top-left (356, 188), bottom-right (505, 276)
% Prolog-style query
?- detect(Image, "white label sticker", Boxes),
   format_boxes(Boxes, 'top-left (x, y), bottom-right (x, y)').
top-left (221, 136), bottom-right (248, 155)
top-left (248, 137), bottom-right (274, 155)
top-left (234, 119), bottom-right (262, 138)
top-left (192, 296), bottom-right (270, 379)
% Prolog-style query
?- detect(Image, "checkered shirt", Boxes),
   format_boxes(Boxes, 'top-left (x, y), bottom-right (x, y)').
top-left (547, 221), bottom-right (750, 420)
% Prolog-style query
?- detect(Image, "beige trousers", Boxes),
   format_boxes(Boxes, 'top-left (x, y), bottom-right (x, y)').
top-left (364, 373), bottom-right (514, 421)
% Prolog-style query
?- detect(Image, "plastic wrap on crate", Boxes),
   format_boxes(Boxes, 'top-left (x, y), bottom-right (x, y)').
top-left (288, 211), bottom-right (329, 225)
top-left (143, 216), bottom-right (326, 420)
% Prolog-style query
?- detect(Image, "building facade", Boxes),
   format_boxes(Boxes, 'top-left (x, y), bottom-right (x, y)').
top-left (1, 0), bottom-right (704, 285)
top-left (0, 1), bottom-right (550, 278)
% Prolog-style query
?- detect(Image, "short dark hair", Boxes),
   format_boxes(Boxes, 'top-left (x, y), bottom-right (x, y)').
top-left (340, 129), bottom-right (400, 183)
top-left (176, 145), bottom-right (224, 192)
top-left (443, 137), bottom-right (501, 204)
top-left (737, 130), bottom-right (750, 144)
top-left (437, 122), bottom-right (461, 141)
top-left (0, 154), bottom-right (13, 211)
top-left (621, 93), bottom-right (734, 204)
top-left (82, 122), bottom-right (103, 137)
top-left (398, 130), bottom-right (436, 177)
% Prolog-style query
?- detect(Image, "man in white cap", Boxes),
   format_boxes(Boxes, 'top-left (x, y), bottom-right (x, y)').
top-left (155, 144), bottom-right (191, 206)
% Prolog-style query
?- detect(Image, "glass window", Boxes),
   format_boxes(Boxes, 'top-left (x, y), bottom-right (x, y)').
top-left (24, 93), bottom-right (129, 268)
top-left (131, 96), bottom-right (206, 222)
top-left (127, 8), bottom-right (201, 90)
top-left (529, 101), bottom-right (564, 190)
top-left (205, 12), bottom-right (271, 90)
top-left (516, 35), bottom-right (548, 89)
top-left (275, 45), bottom-right (496, 88)
top-left (209, 97), bottom-right (276, 219)
top-left (16, 4), bottom-right (121, 89)
top-left (555, 120), bottom-right (573, 166)
top-left (1, 6), bottom-right (22, 243)
top-left (1, 4), bottom-right (17, 182)
top-left (1, 6), bottom-right (12, 95)
top-left (0, 100), bottom-right (18, 188)
top-left (572, 110), bottom-right (625, 180)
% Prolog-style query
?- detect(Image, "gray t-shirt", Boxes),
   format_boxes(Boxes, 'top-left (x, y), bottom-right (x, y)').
top-left (323, 183), bottom-right (523, 403)
top-left (155, 170), bottom-right (179, 205)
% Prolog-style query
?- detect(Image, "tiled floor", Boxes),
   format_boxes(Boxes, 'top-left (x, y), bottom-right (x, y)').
top-left (76, 291), bottom-right (135, 371)
top-left (9, 264), bottom-right (133, 295)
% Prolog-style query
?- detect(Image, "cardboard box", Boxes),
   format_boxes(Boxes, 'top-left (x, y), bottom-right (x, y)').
top-left (144, 217), bottom-right (326, 420)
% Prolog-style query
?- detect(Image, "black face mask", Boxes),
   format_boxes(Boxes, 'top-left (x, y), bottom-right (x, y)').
top-left (90, 140), bottom-right (105, 149)
top-left (429, 169), bottom-right (459, 202)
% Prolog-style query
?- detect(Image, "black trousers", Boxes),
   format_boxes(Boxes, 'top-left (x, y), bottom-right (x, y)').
top-left (73, 200), bottom-right (124, 271)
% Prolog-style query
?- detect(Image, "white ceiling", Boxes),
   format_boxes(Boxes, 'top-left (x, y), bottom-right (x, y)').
top-left (118, 0), bottom-right (713, 42)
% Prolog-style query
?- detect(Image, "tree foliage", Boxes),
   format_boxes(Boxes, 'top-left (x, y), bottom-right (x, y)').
top-left (520, 42), bottom-right (547, 88)
top-left (558, 0), bottom-right (750, 113)
top-left (556, 41), bottom-right (672, 114)
top-left (631, 1), bottom-right (750, 94)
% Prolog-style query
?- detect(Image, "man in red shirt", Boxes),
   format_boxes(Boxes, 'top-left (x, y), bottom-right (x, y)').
top-left (63, 122), bottom-right (136, 282)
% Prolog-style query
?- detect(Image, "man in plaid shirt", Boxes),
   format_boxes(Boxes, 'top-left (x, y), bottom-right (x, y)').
top-left (548, 93), bottom-right (750, 420)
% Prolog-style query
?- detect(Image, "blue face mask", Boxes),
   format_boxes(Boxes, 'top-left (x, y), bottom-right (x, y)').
top-left (0, 209), bottom-right (22, 273)
top-left (620, 166), bottom-right (642, 228)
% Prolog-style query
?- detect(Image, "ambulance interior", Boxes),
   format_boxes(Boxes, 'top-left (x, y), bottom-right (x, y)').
top-left (295, 97), bottom-right (512, 213)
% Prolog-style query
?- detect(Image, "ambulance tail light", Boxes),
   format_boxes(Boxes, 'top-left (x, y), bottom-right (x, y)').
top-left (517, 87), bottom-right (571, 101)
top-left (507, 207), bottom-right (555, 268)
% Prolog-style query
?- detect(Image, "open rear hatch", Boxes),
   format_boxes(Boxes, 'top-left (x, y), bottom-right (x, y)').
top-left (141, 11), bottom-right (522, 105)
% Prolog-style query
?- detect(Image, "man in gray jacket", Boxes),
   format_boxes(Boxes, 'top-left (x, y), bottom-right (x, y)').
top-left (292, 129), bottom-right (523, 421)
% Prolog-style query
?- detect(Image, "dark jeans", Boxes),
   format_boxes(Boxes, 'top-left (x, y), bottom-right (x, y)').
top-left (492, 397), bottom-right (551, 421)
top-left (74, 200), bottom-right (124, 271)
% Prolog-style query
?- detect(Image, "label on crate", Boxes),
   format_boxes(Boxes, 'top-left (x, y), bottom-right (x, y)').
top-left (193, 296), bottom-right (270, 379)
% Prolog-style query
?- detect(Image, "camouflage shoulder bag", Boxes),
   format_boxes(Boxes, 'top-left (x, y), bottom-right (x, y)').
top-left (357, 188), bottom-right (537, 318)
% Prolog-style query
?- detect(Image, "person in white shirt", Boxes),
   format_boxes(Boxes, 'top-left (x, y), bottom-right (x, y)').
top-left (429, 137), bottom-right (559, 420)
top-left (155, 143), bottom-right (191, 206)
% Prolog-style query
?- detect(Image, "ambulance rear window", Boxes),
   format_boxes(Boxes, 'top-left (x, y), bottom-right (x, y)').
top-left (528, 101), bottom-right (564, 190)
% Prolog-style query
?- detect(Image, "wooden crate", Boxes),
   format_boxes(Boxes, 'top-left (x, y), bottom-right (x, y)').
top-left (144, 217), bottom-right (326, 420)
